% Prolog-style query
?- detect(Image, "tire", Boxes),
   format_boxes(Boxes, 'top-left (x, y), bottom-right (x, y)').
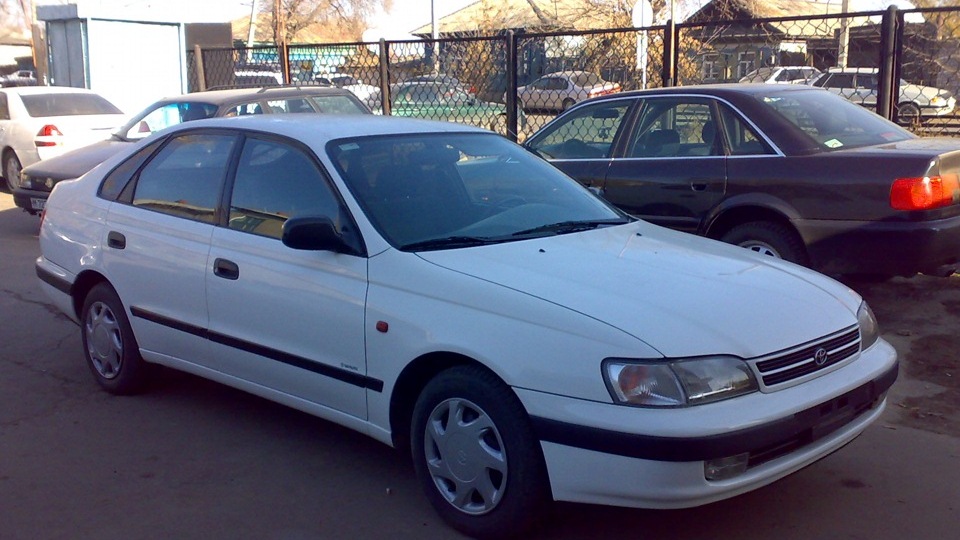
top-left (411, 365), bottom-right (549, 539)
top-left (3, 151), bottom-right (21, 193)
top-left (561, 98), bottom-right (575, 111)
top-left (896, 102), bottom-right (921, 125)
top-left (720, 221), bottom-right (808, 266)
top-left (80, 283), bottom-right (149, 395)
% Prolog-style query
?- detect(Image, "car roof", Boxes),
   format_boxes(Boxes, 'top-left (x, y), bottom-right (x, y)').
top-left (152, 86), bottom-right (359, 107)
top-left (0, 85), bottom-right (101, 96)
top-left (166, 114), bottom-right (490, 143)
top-left (584, 82), bottom-right (825, 101)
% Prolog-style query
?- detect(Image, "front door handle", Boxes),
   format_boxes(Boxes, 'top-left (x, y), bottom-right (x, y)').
top-left (213, 258), bottom-right (240, 280)
top-left (107, 231), bottom-right (126, 249)
top-left (690, 182), bottom-right (708, 192)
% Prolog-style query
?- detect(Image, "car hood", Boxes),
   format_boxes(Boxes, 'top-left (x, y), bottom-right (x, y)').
top-left (21, 138), bottom-right (130, 180)
top-left (417, 222), bottom-right (858, 359)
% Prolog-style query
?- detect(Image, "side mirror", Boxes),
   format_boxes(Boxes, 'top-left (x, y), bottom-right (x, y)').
top-left (282, 216), bottom-right (360, 255)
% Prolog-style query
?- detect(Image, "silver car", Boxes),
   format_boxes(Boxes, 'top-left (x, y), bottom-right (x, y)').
top-left (811, 67), bottom-right (956, 124)
top-left (517, 70), bottom-right (622, 111)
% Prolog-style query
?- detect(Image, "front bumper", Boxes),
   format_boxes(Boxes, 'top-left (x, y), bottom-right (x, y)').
top-left (797, 213), bottom-right (960, 276)
top-left (13, 186), bottom-right (51, 213)
top-left (516, 338), bottom-right (897, 509)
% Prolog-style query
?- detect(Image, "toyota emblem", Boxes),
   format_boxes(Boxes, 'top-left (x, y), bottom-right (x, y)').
top-left (814, 347), bottom-right (829, 366)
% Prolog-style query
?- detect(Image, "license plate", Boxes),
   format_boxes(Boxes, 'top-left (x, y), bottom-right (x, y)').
top-left (30, 198), bottom-right (46, 210)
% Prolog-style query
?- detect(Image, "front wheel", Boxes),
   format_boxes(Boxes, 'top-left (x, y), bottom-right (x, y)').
top-left (411, 365), bottom-right (549, 539)
top-left (896, 102), bottom-right (921, 125)
top-left (720, 221), bottom-right (808, 266)
top-left (80, 283), bottom-right (149, 395)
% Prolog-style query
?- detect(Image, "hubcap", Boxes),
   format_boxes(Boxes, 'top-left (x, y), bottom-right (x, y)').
top-left (739, 240), bottom-right (782, 258)
top-left (85, 301), bottom-right (124, 379)
top-left (423, 398), bottom-right (507, 515)
top-left (4, 156), bottom-right (20, 190)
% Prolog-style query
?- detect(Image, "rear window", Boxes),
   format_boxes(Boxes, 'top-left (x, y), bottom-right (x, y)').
top-left (20, 93), bottom-right (122, 117)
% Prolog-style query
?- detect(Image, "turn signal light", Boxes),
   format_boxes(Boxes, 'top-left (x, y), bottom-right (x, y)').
top-left (890, 175), bottom-right (960, 211)
top-left (35, 124), bottom-right (64, 147)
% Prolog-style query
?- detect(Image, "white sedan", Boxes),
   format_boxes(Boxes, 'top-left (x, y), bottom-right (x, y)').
top-left (36, 115), bottom-right (898, 538)
top-left (0, 86), bottom-right (125, 191)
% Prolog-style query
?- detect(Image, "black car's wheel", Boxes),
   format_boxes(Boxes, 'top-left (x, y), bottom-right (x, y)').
top-left (721, 221), bottom-right (808, 266)
top-left (561, 98), bottom-right (576, 111)
top-left (80, 283), bottom-right (148, 395)
top-left (411, 365), bottom-right (549, 539)
top-left (2, 150), bottom-right (21, 192)
top-left (896, 102), bottom-right (921, 125)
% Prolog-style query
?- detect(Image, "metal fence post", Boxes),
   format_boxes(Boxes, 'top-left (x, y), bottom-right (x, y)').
top-left (379, 38), bottom-right (391, 116)
top-left (280, 42), bottom-right (291, 85)
top-left (877, 6), bottom-right (900, 120)
top-left (662, 19), bottom-right (676, 87)
top-left (506, 31), bottom-right (518, 142)
top-left (193, 44), bottom-right (206, 91)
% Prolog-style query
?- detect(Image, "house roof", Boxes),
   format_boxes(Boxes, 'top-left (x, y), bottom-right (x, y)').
top-left (411, 0), bottom-right (616, 36)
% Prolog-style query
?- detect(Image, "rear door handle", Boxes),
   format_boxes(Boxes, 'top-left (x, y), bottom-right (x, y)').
top-left (690, 182), bottom-right (708, 192)
top-left (213, 258), bottom-right (239, 280)
top-left (107, 231), bottom-right (126, 249)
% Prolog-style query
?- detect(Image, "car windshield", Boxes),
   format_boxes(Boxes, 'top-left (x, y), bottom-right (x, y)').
top-left (329, 133), bottom-right (628, 250)
top-left (756, 89), bottom-right (915, 150)
top-left (20, 93), bottom-right (122, 117)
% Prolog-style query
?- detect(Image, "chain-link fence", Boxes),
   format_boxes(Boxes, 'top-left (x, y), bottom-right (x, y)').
top-left (188, 5), bottom-right (960, 140)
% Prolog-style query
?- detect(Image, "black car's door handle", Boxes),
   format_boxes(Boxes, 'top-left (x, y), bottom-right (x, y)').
top-left (107, 231), bottom-right (126, 249)
top-left (690, 182), bottom-right (708, 192)
top-left (213, 258), bottom-right (240, 280)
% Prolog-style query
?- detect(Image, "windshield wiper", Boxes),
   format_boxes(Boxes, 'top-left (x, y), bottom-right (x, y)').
top-left (511, 218), bottom-right (630, 237)
top-left (400, 235), bottom-right (504, 251)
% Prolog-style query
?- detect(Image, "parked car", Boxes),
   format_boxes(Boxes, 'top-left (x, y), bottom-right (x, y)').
top-left (517, 70), bottom-right (622, 111)
top-left (524, 83), bottom-right (960, 279)
top-left (738, 66), bottom-right (821, 84)
top-left (0, 69), bottom-right (38, 87)
top-left (36, 114), bottom-right (897, 538)
top-left (13, 86), bottom-right (370, 214)
top-left (810, 67), bottom-right (956, 124)
top-left (1, 86), bottom-right (125, 192)
top-left (390, 81), bottom-right (517, 135)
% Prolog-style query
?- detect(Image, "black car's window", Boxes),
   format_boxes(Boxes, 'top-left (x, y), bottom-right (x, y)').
top-left (132, 133), bottom-right (236, 223)
top-left (124, 102), bottom-right (217, 140)
top-left (99, 139), bottom-right (165, 201)
top-left (718, 105), bottom-right (775, 156)
top-left (0, 93), bottom-right (8, 120)
top-left (756, 90), bottom-right (912, 150)
top-left (816, 73), bottom-right (855, 89)
top-left (267, 98), bottom-right (316, 113)
top-left (228, 137), bottom-right (339, 240)
top-left (527, 101), bottom-right (630, 159)
top-left (630, 98), bottom-right (720, 158)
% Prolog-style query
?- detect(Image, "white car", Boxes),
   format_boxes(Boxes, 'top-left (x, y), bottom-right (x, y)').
top-left (36, 115), bottom-right (898, 538)
top-left (811, 67), bottom-right (956, 124)
top-left (0, 86), bottom-right (125, 191)
top-left (738, 66), bottom-right (821, 84)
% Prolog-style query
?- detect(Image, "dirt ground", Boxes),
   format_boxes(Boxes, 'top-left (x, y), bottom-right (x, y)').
top-left (850, 274), bottom-right (960, 438)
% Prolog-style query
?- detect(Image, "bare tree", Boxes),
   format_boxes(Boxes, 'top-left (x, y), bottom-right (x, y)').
top-left (261, 0), bottom-right (391, 45)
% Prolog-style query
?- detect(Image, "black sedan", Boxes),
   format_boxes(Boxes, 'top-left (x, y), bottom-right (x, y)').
top-left (524, 84), bottom-right (960, 278)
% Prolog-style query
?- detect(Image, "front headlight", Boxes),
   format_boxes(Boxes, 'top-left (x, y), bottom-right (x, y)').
top-left (858, 301), bottom-right (880, 350)
top-left (603, 356), bottom-right (758, 407)
top-left (18, 172), bottom-right (32, 190)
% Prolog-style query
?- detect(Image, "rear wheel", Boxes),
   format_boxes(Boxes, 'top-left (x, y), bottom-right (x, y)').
top-left (720, 221), bottom-right (808, 266)
top-left (3, 151), bottom-right (21, 192)
top-left (411, 365), bottom-right (549, 539)
top-left (80, 283), bottom-right (149, 395)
